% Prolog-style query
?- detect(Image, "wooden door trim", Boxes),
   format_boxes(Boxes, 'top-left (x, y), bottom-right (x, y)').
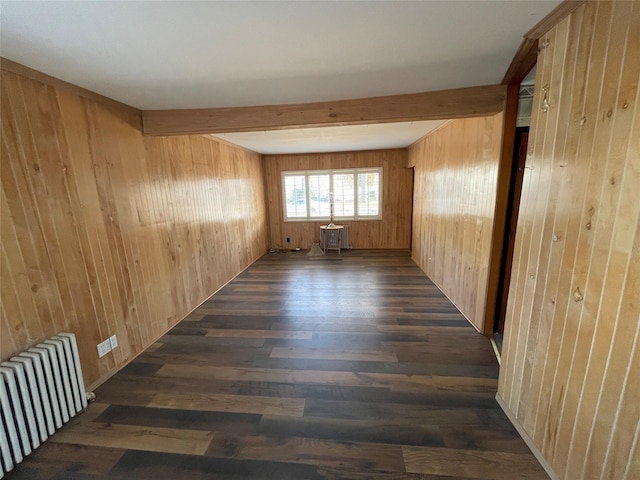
top-left (502, 38), bottom-right (539, 86)
top-left (483, 83), bottom-right (521, 334)
top-left (496, 128), bottom-right (528, 333)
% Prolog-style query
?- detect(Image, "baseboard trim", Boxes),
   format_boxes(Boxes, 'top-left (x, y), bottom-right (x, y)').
top-left (495, 393), bottom-right (559, 480)
top-left (490, 335), bottom-right (502, 365)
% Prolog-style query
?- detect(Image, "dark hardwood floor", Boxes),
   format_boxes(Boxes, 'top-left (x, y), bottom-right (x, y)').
top-left (9, 250), bottom-right (548, 479)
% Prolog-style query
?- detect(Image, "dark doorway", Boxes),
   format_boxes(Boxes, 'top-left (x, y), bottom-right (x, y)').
top-left (494, 126), bottom-right (529, 334)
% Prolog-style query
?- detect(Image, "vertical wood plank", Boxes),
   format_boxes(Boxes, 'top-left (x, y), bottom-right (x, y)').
top-left (408, 114), bottom-right (504, 331)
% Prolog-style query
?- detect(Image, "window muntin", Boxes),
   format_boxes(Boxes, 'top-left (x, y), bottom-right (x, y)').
top-left (282, 168), bottom-right (382, 221)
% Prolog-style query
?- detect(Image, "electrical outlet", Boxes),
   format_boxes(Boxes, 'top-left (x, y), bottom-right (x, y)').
top-left (97, 339), bottom-right (111, 358)
top-left (109, 334), bottom-right (118, 349)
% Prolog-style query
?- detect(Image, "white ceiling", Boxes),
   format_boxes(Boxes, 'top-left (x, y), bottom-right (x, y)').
top-left (212, 120), bottom-right (445, 155)
top-left (0, 0), bottom-right (558, 154)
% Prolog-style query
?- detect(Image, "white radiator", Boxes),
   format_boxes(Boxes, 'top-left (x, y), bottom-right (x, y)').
top-left (324, 225), bottom-right (350, 250)
top-left (0, 333), bottom-right (87, 478)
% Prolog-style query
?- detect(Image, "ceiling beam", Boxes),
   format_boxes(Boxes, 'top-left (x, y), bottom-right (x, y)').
top-left (142, 84), bottom-right (506, 136)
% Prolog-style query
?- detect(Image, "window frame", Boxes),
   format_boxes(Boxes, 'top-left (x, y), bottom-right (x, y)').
top-left (281, 167), bottom-right (383, 222)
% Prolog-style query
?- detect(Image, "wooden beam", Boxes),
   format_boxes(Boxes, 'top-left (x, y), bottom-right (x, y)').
top-left (524, 0), bottom-right (586, 40)
top-left (142, 84), bottom-right (506, 136)
top-left (501, 38), bottom-right (539, 86)
top-left (0, 57), bottom-right (141, 119)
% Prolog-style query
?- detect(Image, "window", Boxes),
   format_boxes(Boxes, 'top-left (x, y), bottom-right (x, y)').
top-left (282, 168), bottom-right (382, 221)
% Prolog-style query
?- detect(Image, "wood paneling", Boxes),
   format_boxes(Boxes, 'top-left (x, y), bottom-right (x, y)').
top-left (498, 2), bottom-right (640, 479)
top-left (263, 150), bottom-right (412, 250)
top-left (409, 115), bottom-right (504, 332)
top-left (0, 68), bottom-right (267, 388)
top-left (142, 84), bottom-right (506, 136)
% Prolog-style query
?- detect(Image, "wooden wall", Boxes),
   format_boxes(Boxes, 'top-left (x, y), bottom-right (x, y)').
top-left (263, 150), bottom-right (413, 249)
top-left (409, 114), bottom-right (504, 331)
top-left (0, 68), bottom-right (267, 388)
top-left (498, 2), bottom-right (639, 479)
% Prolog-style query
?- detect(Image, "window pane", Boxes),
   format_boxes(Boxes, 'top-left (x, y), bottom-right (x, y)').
top-left (308, 174), bottom-right (331, 218)
top-left (284, 175), bottom-right (307, 218)
top-left (357, 171), bottom-right (380, 217)
top-left (283, 168), bottom-right (381, 222)
top-left (332, 173), bottom-right (355, 217)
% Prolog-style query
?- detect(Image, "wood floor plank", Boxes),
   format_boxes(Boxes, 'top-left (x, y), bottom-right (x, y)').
top-left (317, 469), bottom-right (477, 480)
top-left (205, 433), bottom-right (406, 473)
top-left (111, 450), bottom-right (325, 480)
top-left (205, 328), bottom-right (314, 339)
top-left (7, 443), bottom-right (126, 479)
top-left (270, 346), bottom-right (398, 362)
top-left (274, 332), bottom-right (385, 349)
top-left (429, 376), bottom-right (498, 392)
top-left (402, 445), bottom-right (549, 479)
top-left (303, 398), bottom-right (483, 426)
top-left (147, 391), bottom-right (305, 417)
top-left (377, 324), bottom-right (480, 335)
top-left (258, 414), bottom-right (446, 447)
top-left (440, 426), bottom-right (531, 454)
top-left (163, 333), bottom-right (267, 347)
top-left (96, 404), bottom-right (261, 434)
top-left (138, 349), bottom-right (272, 367)
top-left (50, 422), bottom-right (213, 455)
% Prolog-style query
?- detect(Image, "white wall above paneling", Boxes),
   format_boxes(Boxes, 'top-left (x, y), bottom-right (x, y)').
top-left (211, 120), bottom-right (444, 154)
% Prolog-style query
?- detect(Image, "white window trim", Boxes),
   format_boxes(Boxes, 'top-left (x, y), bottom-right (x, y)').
top-left (281, 167), bottom-right (383, 222)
